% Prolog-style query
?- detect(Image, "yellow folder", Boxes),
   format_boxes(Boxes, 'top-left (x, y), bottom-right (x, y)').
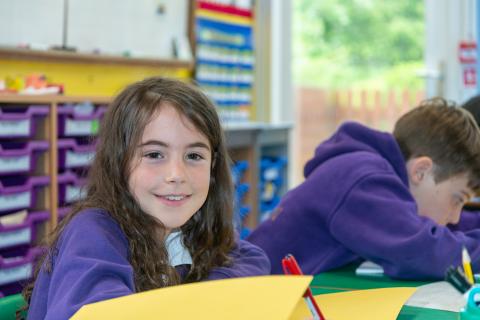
top-left (291, 287), bottom-right (417, 320)
top-left (71, 275), bottom-right (416, 320)
top-left (71, 275), bottom-right (312, 320)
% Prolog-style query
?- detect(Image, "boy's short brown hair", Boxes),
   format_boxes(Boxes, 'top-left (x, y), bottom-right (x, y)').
top-left (393, 97), bottom-right (480, 189)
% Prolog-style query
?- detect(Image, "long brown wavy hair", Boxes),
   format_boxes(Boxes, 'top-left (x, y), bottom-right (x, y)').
top-left (22, 77), bottom-right (235, 310)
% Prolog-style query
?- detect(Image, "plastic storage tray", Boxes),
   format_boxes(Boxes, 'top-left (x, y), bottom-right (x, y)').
top-left (238, 205), bottom-right (251, 221)
top-left (0, 141), bottom-right (49, 176)
top-left (260, 157), bottom-right (287, 183)
top-left (231, 160), bottom-right (249, 186)
top-left (0, 105), bottom-right (48, 139)
top-left (58, 104), bottom-right (107, 137)
top-left (259, 196), bottom-right (281, 222)
top-left (234, 183), bottom-right (249, 207)
top-left (0, 211), bottom-right (49, 250)
top-left (0, 176), bottom-right (49, 214)
top-left (58, 139), bottom-right (96, 169)
top-left (58, 172), bottom-right (87, 205)
top-left (259, 179), bottom-right (283, 202)
top-left (0, 247), bottom-right (42, 296)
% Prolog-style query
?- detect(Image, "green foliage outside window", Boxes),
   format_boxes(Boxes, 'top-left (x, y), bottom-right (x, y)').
top-left (294, 0), bottom-right (425, 90)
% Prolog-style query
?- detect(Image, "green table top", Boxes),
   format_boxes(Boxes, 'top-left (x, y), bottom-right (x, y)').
top-left (311, 264), bottom-right (459, 320)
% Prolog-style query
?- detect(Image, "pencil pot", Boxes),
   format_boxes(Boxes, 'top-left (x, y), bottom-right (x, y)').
top-left (460, 286), bottom-right (480, 320)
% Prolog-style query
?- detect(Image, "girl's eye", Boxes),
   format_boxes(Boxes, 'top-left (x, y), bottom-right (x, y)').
top-left (186, 152), bottom-right (204, 161)
top-left (144, 152), bottom-right (164, 159)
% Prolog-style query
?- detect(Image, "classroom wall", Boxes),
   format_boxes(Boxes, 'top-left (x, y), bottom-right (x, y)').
top-left (0, 0), bottom-right (64, 49)
top-left (424, 0), bottom-right (477, 103)
top-left (0, 0), bottom-right (189, 59)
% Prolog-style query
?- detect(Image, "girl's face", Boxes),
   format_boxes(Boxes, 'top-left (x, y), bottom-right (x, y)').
top-left (128, 103), bottom-right (212, 235)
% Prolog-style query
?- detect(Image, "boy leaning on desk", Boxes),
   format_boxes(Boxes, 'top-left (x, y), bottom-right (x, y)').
top-left (248, 97), bottom-right (480, 280)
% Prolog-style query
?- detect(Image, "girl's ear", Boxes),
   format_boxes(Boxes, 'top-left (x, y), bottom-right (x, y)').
top-left (406, 156), bottom-right (434, 186)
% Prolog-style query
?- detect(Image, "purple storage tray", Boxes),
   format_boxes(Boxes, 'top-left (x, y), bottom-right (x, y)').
top-left (58, 171), bottom-right (87, 205)
top-left (58, 104), bottom-right (107, 137)
top-left (0, 105), bottom-right (49, 138)
top-left (0, 141), bottom-right (49, 176)
top-left (0, 211), bottom-right (49, 250)
top-left (58, 139), bottom-right (96, 169)
top-left (0, 246), bottom-right (43, 287)
top-left (0, 176), bottom-right (50, 214)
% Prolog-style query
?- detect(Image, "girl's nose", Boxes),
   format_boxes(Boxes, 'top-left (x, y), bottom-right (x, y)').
top-left (164, 159), bottom-right (186, 183)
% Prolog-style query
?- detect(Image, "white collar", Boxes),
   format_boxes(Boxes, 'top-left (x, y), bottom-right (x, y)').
top-left (165, 231), bottom-right (192, 267)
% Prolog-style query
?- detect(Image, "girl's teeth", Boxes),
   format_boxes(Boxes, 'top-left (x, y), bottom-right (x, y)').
top-left (165, 195), bottom-right (184, 201)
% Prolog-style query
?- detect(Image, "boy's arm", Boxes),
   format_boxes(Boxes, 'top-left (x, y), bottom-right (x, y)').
top-left (329, 172), bottom-right (480, 280)
top-left (29, 211), bottom-right (135, 320)
top-left (206, 239), bottom-right (271, 280)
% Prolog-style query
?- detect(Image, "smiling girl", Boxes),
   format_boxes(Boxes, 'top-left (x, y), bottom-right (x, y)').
top-left (23, 77), bottom-right (270, 319)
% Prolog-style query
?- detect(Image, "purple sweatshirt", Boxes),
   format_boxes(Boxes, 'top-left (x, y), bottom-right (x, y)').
top-left (28, 209), bottom-right (270, 319)
top-left (248, 122), bottom-right (480, 280)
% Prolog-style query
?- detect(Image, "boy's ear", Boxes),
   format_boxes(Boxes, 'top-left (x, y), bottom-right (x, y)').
top-left (407, 156), bottom-right (434, 185)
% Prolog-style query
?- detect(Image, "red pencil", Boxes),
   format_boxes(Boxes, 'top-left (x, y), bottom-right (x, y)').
top-left (282, 254), bottom-right (325, 320)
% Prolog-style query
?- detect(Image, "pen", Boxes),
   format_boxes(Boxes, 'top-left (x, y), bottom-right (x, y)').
top-left (282, 254), bottom-right (325, 320)
top-left (463, 247), bottom-right (475, 285)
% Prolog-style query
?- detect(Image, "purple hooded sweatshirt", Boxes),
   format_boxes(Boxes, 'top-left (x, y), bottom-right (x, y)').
top-left (247, 122), bottom-right (480, 280)
top-left (28, 208), bottom-right (270, 319)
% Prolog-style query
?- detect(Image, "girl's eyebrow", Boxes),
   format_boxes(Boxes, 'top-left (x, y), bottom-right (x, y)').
top-left (188, 142), bottom-right (211, 151)
top-left (139, 140), bottom-right (168, 148)
top-left (139, 140), bottom-right (211, 151)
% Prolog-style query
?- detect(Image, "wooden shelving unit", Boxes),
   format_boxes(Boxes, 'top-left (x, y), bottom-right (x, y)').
top-left (0, 94), bottom-right (111, 232)
top-left (0, 94), bottom-right (111, 104)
